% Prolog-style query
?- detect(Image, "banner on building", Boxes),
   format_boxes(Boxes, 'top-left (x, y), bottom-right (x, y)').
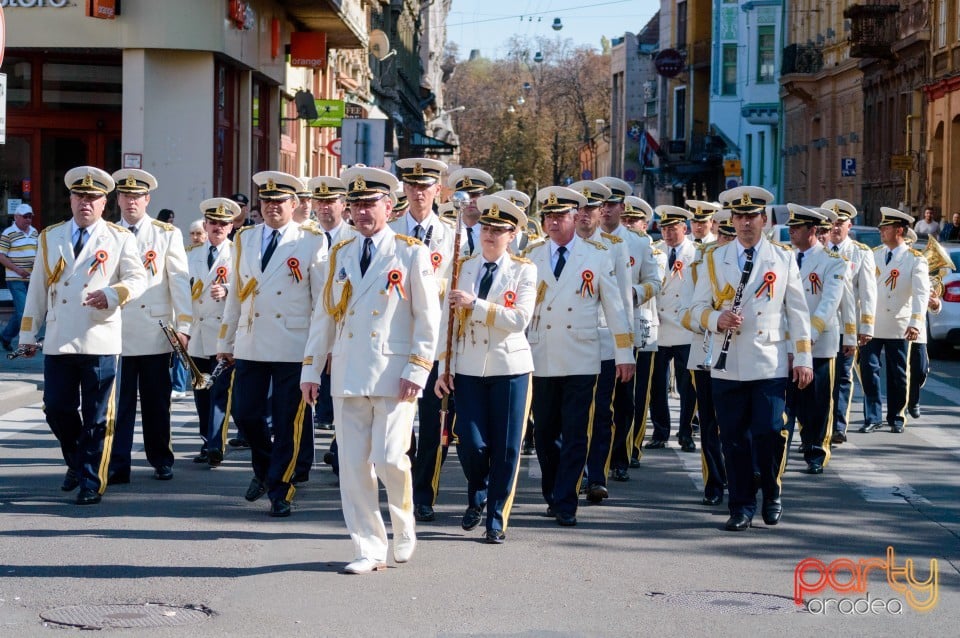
top-left (308, 100), bottom-right (345, 128)
top-left (291, 32), bottom-right (327, 68)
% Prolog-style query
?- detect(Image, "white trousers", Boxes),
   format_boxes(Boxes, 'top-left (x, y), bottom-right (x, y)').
top-left (334, 395), bottom-right (416, 561)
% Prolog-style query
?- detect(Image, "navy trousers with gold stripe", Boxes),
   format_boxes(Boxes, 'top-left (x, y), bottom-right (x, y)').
top-left (532, 374), bottom-right (597, 517)
top-left (627, 350), bottom-right (656, 461)
top-left (692, 369), bottom-right (725, 501)
top-left (111, 353), bottom-right (175, 475)
top-left (44, 354), bottom-right (118, 494)
top-left (787, 357), bottom-right (835, 467)
top-left (832, 347), bottom-right (856, 435)
top-left (232, 360), bottom-right (306, 504)
top-left (712, 377), bottom-right (788, 520)
top-left (454, 372), bottom-right (530, 532)
top-left (860, 338), bottom-right (909, 427)
top-left (412, 362), bottom-right (451, 508)
top-left (586, 359), bottom-right (634, 486)
top-left (192, 355), bottom-right (233, 456)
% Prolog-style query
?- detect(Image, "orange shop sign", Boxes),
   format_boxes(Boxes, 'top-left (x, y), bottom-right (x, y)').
top-left (291, 32), bottom-right (327, 69)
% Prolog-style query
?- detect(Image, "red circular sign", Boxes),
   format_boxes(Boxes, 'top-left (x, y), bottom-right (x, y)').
top-left (655, 48), bottom-right (685, 78)
top-left (326, 138), bottom-right (342, 157)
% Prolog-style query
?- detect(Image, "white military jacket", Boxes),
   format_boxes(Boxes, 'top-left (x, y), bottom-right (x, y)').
top-left (682, 241), bottom-right (716, 370)
top-left (639, 244), bottom-right (668, 352)
top-left (439, 252), bottom-right (536, 377)
top-left (120, 217), bottom-right (193, 356)
top-left (301, 228), bottom-right (441, 396)
top-left (525, 235), bottom-right (634, 377)
top-left (689, 237), bottom-right (813, 381)
top-left (389, 211), bottom-right (457, 300)
top-left (186, 239), bottom-right (233, 358)
top-left (590, 228), bottom-right (632, 361)
top-left (872, 243), bottom-right (929, 339)
top-left (218, 222), bottom-right (327, 362)
top-left (830, 237), bottom-right (877, 336)
top-left (657, 237), bottom-right (698, 347)
top-left (20, 219), bottom-right (147, 355)
top-left (796, 243), bottom-right (851, 358)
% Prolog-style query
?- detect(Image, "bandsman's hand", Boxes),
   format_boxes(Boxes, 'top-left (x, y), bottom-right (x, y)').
top-left (447, 289), bottom-right (477, 310)
top-left (209, 283), bottom-right (227, 301)
top-left (20, 343), bottom-right (40, 359)
top-left (793, 365), bottom-right (814, 390)
top-left (176, 332), bottom-right (189, 350)
top-left (434, 373), bottom-right (454, 398)
top-left (301, 382), bottom-right (319, 407)
top-left (857, 334), bottom-right (872, 346)
top-left (842, 345), bottom-right (856, 356)
top-left (615, 363), bottom-right (635, 383)
top-left (83, 289), bottom-right (109, 310)
top-left (716, 310), bottom-right (743, 331)
top-left (928, 294), bottom-right (941, 312)
top-left (398, 378), bottom-right (422, 402)
top-left (217, 352), bottom-right (234, 365)
top-left (905, 326), bottom-right (920, 341)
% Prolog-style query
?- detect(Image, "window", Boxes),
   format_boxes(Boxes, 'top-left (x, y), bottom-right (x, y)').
top-left (722, 45), bottom-right (737, 95)
top-left (674, 87), bottom-right (687, 140)
top-left (757, 26), bottom-right (775, 83)
top-left (938, 0), bottom-right (947, 49)
top-left (745, 133), bottom-right (753, 184)
top-left (677, 1), bottom-right (687, 48)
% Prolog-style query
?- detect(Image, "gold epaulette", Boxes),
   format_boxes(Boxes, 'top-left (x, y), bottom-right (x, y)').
top-left (106, 221), bottom-right (131, 233)
top-left (300, 221), bottom-right (323, 235)
top-left (600, 232), bottom-right (623, 244)
top-left (185, 243), bottom-right (200, 253)
top-left (651, 239), bottom-right (664, 249)
top-left (332, 237), bottom-right (355, 253)
top-left (584, 238), bottom-right (608, 251)
top-left (771, 239), bottom-right (793, 251)
top-left (151, 219), bottom-right (175, 232)
top-left (43, 220), bottom-right (68, 234)
top-left (872, 245), bottom-right (884, 252)
top-left (458, 254), bottom-right (478, 267)
top-left (627, 228), bottom-right (649, 238)
top-left (852, 241), bottom-right (869, 251)
top-left (396, 233), bottom-right (423, 247)
top-left (510, 254), bottom-right (533, 264)
top-left (652, 248), bottom-right (664, 256)
top-left (825, 249), bottom-right (842, 259)
top-left (909, 248), bottom-right (923, 258)
top-left (522, 238), bottom-right (547, 257)
top-left (437, 215), bottom-right (456, 227)
top-left (235, 225), bottom-right (254, 237)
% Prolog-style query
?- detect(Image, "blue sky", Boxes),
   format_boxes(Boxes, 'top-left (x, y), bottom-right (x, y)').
top-left (447, 0), bottom-right (661, 59)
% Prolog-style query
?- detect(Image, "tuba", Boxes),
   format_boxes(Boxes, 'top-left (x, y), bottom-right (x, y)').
top-left (923, 236), bottom-right (956, 297)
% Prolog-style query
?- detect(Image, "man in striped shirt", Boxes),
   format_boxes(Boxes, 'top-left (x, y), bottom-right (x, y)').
top-left (0, 204), bottom-right (39, 351)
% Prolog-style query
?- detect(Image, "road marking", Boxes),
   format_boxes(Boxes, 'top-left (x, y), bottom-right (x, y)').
top-left (0, 406), bottom-right (45, 440)
top-left (828, 439), bottom-right (930, 504)
top-left (920, 375), bottom-right (959, 404)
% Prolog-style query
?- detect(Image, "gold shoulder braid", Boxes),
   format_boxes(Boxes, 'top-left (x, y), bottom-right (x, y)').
top-left (395, 233), bottom-right (423, 247)
top-left (324, 238), bottom-right (356, 323)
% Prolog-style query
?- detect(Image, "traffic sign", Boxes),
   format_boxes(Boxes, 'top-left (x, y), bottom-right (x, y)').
top-left (326, 138), bottom-right (341, 157)
top-left (841, 157), bottom-right (856, 177)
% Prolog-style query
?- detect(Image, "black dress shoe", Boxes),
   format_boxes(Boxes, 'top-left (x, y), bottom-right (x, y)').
top-left (76, 489), bottom-right (101, 505)
top-left (556, 512), bottom-right (577, 527)
top-left (244, 478), bottom-right (267, 502)
top-left (644, 439), bottom-right (667, 450)
top-left (586, 483), bottom-right (608, 503)
top-left (228, 438), bottom-right (250, 448)
top-left (701, 494), bottom-right (723, 506)
top-left (797, 443), bottom-right (810, 454)
top-left (762, 499), bottom-right (783, 525)
top-left (414, 504), bottom-right (435, 522)
top-left (831, 431), bottom-right (847, 445)
top-left (891, 423), bottom-right (905, 434)
top-left (322, 451), bottom-right (336, 465)
top-left (908, 406), bottom-right (920, 419)
top-left (629, 457), bottom-right (641, 469)
top-left (270, 498), bottom-right (292, 517)
top-left (208, 449), bottom-right (223, 467)
top-left (61, 469), bottom-right (81, 492)
top-left (291, 472), bottom-right (309, 485)
top-left (679, 438), bottom-right (697, 452)
top-left (154, 465), bottom-right (173, 481)
top-left (859, 422), bottom-right (882, 433)
top-left (612, 468), bottom-right (630, 482)
top-left (804, 463), bottom-right (823, 475)
top-left (543, 506), bottom-right (556, 518)
top-left (724, 514), bottom-right (751, 531)
top-left (107, 471), bottom-right (130, 485)
top-left (483, 529), bottom-right (506, 544)
top-left (521, 441), bottom-right (535, 456)
top-left (192, 452), bottom-right (209, 464)
top-left (461, 506), bottom-right (483, 531)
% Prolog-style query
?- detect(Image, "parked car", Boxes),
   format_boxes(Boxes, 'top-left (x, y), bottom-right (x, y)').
top-left (916, 240), bottom-right (960, 357)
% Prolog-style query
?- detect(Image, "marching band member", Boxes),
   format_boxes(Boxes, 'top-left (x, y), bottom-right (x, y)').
top-left (218, 171), bottom-right (327, 517)
top-left (648, 205), bottom-right (698, 452)
top-left (905, 228), bottom-right (943, 418)
top-left (689, 186), bottom-right (813, 531)
top-left (492, 189), bottom-right (532, 253)
top-left (186, 198), bottom-right (237, 467)
top-left (446, 168), bottom-right (493, 257)
top-left (689, 199), bottom-right (718, 244)
top-left (18, 166), bottom-right (147, 504)
top-left (859, 208), bottom-right (929, 434)
top-left (525, 186), bottom-right (635, 527)
top-left (821, 199), bottom-right (876, 444)
top-left (784, 205), bottom-right (850, 474)
top-left (435, 195), bottom-right (536, 543)
top-left (301, 166), bottom-right (440, 574)
top-left (109, 169), bottom-right (192, 485)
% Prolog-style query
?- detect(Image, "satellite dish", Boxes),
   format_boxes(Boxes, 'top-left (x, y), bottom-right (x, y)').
top-left (369, 29), bottom-right (396, 61)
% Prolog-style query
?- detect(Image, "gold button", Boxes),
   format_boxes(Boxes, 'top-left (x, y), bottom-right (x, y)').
top-left (371, 331), bottom-right (377, 337)
top-left (348, 333), bottom-right (353, 338)
top-left (348, 310), bottom-right (354, 315)
top-left (372, 310), bottom-right (380, 316)
top-left (276, 313), bottom-right (281, 318)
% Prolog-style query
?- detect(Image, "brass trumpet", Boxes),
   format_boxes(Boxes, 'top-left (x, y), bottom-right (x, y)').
top-left (923, 235), bottom-right (956, 298)
top-left (159, 320), bottom-right (211, 390)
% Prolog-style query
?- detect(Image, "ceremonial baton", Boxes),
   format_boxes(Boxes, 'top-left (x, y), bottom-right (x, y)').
top-left (438, 190), bottom-right (471, 444)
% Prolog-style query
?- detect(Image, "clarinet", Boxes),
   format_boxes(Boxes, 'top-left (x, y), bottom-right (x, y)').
top-left (713, 253), bottom-right (754, 372)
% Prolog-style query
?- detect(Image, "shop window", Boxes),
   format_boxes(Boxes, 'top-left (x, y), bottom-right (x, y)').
top-left (42, 62), bottom-right (121, 111)
top-left (4, 57), bottom-right (33, 108)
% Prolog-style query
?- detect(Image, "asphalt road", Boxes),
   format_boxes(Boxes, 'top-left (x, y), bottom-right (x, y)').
top-left (0, 353), bottom-right (958, 636)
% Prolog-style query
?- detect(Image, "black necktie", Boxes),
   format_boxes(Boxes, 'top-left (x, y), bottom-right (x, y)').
top-left (261, 229), bottom-right (279, 270)
top-left (885, 251), bottom-right (892, 265)
top-left (554, 246), bottom-right (567, 279)
top-left (208, 245), bottom-right (217, 269)
top-left (466, 227), bottom-right (475, 254)
top-left (797, 251), bottom-right (804, 270)
top-left (129, 224), bottom-right (138, 236)
top-left (477, 262), bottom-right (497, 300)
top-left (73, 228), bottom-right (87, 258)
top-left (413, 225), bottom-right (423, 241)
top-left (360, 237), bottom-right (373, 276)
top-left (325, 231), bottom-right (332, 250)
top-left (669, 247), bottom-right (677, 271)
top-left (831, 244), bottom-right (838, 253)
top-left (695, 238), bottom-right (703, 244)
top-left (743, 247), bottom-right (755, 274)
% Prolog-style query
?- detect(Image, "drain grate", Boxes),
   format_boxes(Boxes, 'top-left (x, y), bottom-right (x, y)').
top-left (647, 590), bottom-right (804, 615)
top-left (41, 603), bottom-right (213, 629)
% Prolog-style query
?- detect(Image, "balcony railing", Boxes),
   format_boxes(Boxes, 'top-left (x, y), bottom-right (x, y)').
top-left (844, 3), bottom-right (900, 59)
top-left (782, 44), bottom-right (824, 75)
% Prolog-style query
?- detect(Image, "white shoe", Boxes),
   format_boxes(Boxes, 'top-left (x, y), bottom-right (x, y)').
top-left (170, 391), bottom-right (188, 399)
top-left (394, 531), bottom-right (416, 563)
top-left (343, 557), bottom-right (387, 575)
